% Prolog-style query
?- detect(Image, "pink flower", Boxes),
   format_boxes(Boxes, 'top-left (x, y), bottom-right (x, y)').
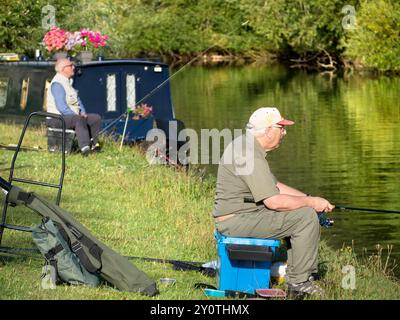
top-left (79, 29), bottom-right (108, 50)
top-left (43, 27), bottom-right (109, 54)
top-left (42, 27), bottom-right (69, 53)
top-left (131, 103), bottom-right (154, 119)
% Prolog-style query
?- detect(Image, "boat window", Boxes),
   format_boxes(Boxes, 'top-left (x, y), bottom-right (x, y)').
top-left (126, 74), bottom-right (136, 111)
top-left (106, 74), bottom-right (116, 112)
top-left (42, 79), bottom-right (51, 111)
top-left (20, 78), bottom-right (30, 110)
top-left (0, 77), bottom-right (9, 108)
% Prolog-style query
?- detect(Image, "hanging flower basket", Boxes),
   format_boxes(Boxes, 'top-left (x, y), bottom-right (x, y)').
top-left (42, 27), bottom-right (108, 60)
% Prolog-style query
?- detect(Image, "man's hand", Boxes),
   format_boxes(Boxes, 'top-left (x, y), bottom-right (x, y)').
top-left (307, 197), bottom-right (335, 213)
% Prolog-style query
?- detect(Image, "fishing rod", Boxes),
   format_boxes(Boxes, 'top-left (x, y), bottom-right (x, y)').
top-left (335, 205), bottom-right (400, 215)
top-left (0, 245), bottom-right (216, 276)
top-left (0, 246), bottom-right (42, 261)
top-left (117, 20), bottom-right (250, 150)
top-left (126, 255), bottom-right (216, 277)
top-left (0, 144), bottom-right (42, 152)
top-left (96, 21), bottom-right (250, 149)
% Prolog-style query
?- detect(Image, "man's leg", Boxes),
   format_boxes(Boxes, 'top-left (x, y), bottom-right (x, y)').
top-left (46, 115), bottom-right (91, 153)
top-left (85, 113), bottom-right (102, 145)
top-left (63, 115), bottom-right (91, 150)
top-left (283, 208), bottom-right (320, 284)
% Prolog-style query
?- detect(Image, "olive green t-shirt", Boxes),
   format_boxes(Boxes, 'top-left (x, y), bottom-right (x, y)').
top-left (213, 133), bottom-right (279, 217)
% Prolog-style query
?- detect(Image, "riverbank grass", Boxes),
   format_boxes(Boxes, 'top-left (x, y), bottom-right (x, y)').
top-left (0, 122), bottom-right (399, 300)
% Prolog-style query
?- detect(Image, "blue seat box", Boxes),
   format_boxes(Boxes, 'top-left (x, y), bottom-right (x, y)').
top-left (215, 231), bottom-right (280, 294)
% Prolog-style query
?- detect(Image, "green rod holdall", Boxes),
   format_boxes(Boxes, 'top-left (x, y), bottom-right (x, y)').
top-left (7, 185), bottom-right (158, 296)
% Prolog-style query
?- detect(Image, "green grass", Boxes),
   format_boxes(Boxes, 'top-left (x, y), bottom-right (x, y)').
top-left (1, 121), bottom-right (400, 300)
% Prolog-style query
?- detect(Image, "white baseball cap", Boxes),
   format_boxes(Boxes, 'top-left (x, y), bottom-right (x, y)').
top-left (247, 107), bottom-right (294, 130)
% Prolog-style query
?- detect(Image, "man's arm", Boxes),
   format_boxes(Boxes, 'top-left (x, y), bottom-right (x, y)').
top-left (264, 194), bottom-right (334, 213)
top-left (276, 182), bottom-right (307, 196)
top-left (51, 83), bottom-right (75, 116)
top-left (264, 181), bottom-right (334, 213)
top-left (78, 97), bottom-right (87, 116)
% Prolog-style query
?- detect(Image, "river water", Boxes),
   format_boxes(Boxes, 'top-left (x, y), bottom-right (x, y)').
top-left (170, 65), bottom-right (400, 276)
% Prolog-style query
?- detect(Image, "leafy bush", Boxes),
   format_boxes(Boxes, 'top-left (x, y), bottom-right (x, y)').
top-left (0, 0), bottom-right (73, 56)
top-left (1, 0), bottom-right (400, 72)
top-left (345, 0), bottom-right (400, 72)
top-left (240, 0), bottom-right (349, 57)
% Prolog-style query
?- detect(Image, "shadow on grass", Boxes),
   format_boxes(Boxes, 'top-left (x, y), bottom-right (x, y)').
top-left (0, 251), bottom-right (41, 264)
top-left (314, 260), bottom-right (329, 280)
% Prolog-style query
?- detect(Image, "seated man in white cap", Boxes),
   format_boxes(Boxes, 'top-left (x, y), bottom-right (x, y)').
top-left (46, 58), bottom-right (101, 156)
top-left (213, 106), bottom-right (334, 297)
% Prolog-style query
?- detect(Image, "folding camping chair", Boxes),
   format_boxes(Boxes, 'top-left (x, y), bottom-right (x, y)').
top-left (0, 111), bottom-right (67, 245)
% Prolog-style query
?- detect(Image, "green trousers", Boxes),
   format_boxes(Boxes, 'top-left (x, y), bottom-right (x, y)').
top-left (215, 207), bottom-right (320, 284)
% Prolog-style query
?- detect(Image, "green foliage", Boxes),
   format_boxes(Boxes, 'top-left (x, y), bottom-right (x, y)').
top-left (64, 0), bottom-right (127, 57)
top-left (345, 0), bottom-right (400, 72)
top-left (1, 0), bottom-right (399, 71)
top-left (60, 0), bottom-right (355, 59)
top-left (7, 0), bottom-right (263, 58)
top-left (240, 0), bottom-right (350, 56)
top-left (116, 0), bottom-right (261, 57)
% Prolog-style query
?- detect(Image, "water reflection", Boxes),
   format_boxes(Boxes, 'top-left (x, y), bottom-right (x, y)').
top-left (171, 65), bottom-right (400, 275)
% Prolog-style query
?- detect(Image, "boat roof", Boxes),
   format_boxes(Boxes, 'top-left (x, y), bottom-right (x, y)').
top-left (0, 59), bottom-right (168, 68)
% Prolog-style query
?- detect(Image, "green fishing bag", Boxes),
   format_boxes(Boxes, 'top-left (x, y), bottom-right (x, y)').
top-left (32, 217), bottom-right (101, 287)
top-left (8, 186), bottom-right (158, 296)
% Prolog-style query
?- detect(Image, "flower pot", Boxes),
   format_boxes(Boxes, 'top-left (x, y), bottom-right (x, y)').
top-left (78, 51), bottom-right (93, 63)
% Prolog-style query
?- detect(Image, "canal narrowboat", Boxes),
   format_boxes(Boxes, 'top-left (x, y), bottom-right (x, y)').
top-left (0, 58), bottom-right (178, 142)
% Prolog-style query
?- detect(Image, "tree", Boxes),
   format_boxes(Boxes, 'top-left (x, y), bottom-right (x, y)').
top-left (0, 0), bottom-right (74, 56)
top-left (240, 0), bottom-right (351, 59)
top-left (344, 0), bottom-right (400, 72)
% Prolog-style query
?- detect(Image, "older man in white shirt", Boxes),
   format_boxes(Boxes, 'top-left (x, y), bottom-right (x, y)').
top-left (46, 58), bottom-right (101, 155)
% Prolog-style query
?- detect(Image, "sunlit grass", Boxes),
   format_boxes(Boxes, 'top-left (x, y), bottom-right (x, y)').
top-left (0, 121), bottom-right (399, 300)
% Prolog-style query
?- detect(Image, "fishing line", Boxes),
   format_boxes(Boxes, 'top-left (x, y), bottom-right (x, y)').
top-left (95, 21), bottom-right (250, 148)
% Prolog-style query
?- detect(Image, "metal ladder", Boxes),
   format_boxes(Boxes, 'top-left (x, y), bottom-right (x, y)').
top-left (0, 111), bottom-right (67, 245)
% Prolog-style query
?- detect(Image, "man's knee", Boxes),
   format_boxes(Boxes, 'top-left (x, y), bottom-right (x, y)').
top-left (300, 207), bottom-right (318, 224)
top-left (91, 113), bottom-right (102, 123)
top-left (75, 116), bottom-right (88, 127)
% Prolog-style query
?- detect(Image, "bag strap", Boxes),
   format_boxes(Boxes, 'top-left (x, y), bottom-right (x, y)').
top-left (43, 243), bottom-right (63, 283)
top-left (16, 191), bottom-right (34, 204)
top-left (44, 243), bottom-right (64, 261)
top-left (65, 222), bottom-right (103, 272)
top-left (17, 191), bottom-right (103, 274)
top-left (56, 220), bottom-right (103, 274)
